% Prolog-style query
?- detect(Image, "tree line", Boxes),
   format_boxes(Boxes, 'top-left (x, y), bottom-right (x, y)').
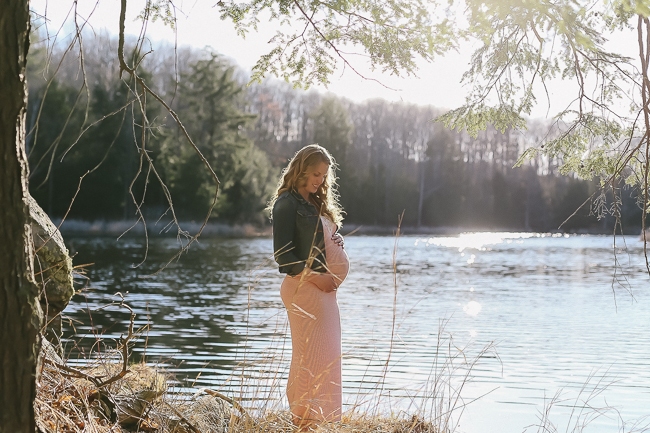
top-left (25, 33), bottom-right (642, 233)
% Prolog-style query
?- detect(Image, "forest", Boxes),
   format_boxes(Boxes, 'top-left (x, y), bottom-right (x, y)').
top-left (25, 33), bottom-right (643, 233)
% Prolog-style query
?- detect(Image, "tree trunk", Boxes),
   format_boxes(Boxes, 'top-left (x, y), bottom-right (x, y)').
top-left (0, 1), bottom-right (43, 432)
top-left (417, 160), bottom-right (425, 227)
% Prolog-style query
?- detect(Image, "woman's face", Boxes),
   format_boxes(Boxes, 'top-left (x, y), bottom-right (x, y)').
top-left (299, 162), bottom-right (329, 195)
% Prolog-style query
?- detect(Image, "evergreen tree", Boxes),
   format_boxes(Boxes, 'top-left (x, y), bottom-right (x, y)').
top-left (158, 53), bottom-right (275, 222)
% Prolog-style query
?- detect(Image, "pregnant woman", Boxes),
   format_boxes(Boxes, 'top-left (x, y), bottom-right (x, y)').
top-left (268, 144), bottom-right (349, 430)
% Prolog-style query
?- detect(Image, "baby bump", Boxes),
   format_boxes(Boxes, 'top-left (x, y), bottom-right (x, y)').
top-left (326, 240), bottom-right (349, 284)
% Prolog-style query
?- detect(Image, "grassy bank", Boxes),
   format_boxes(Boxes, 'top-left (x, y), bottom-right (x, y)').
top-left (36, 341), bottom-right (440, 433)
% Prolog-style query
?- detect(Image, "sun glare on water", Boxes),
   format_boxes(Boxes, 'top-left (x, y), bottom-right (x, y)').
top-left (416, 232), bottom-right (539, 251)
top-left (463, 300), bottom-right (482, 317)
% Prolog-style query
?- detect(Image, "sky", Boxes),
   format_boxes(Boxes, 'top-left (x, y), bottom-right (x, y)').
top-left (30, 0), bottom-right (467, 109)
top-left (30, 0), bottom-right (636, 120)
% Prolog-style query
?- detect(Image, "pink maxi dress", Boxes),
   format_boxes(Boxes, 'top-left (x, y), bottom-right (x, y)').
top-left (280, 216), bottom-right (350, 426)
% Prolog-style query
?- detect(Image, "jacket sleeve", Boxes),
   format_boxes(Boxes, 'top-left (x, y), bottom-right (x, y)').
top-left (272, 196), bottom-right (306, 276)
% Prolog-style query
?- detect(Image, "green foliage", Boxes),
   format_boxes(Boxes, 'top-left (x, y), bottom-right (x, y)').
top-left (214, 0), bottom-right (453, 87)
top-left (157, 53), bottom-right (275, 222)
top-left (27, 79), bottom-right (84, 215)
top-left (26, 36), bottom-right (276, 224)
top-left (26, 30), bottom-right (626, 232)
top-left (549, 119), bottom-right (622, 181)
top-left (138, 0), bottom-right (176, 29)
top-left (458, 0), bottom-right (624, 121)
top-left (27, 73), bottom-right (150, 220)
top-left (444, 0), bottom-right (650, 232)
top-left (515, 114), bottom-right (625, 181)
top-left (438, 104), bottom-right (527, 138)
top-left (134, 0), bottom-right (650, 227)
top-left (311, 97), bottom-right (353, 165)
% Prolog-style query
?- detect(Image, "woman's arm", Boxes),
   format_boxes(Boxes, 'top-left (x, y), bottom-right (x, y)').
top-left (272, 196), bottom-right (305, 276)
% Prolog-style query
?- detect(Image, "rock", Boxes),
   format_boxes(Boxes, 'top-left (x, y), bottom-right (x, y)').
top-left (88, 364), bottom-right (168, 427)
top-left (115, 364), bottom-right (167, 427)
top-left (183, 394), bottom-right (231, 433)
top-left (39, 338), bottom-right (64, 366)
top-left (27, 194), bottom-right (74, 346)
top-left (114, 382), bottom-right (168, 427)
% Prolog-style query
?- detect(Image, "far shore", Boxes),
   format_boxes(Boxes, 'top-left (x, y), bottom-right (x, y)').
top-left (53, 219), bottom-right (629, 238)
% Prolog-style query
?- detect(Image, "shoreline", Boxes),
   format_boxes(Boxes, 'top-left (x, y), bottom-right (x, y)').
top-left (54, 219), bottom-right (634, 238)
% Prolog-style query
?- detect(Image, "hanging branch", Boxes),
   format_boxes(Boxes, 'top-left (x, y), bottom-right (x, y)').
top-left (117, 0), bottom-right (221, 271)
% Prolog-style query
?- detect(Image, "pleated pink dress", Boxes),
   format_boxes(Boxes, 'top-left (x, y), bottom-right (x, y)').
top-left (280, 217), bottom-right (349, 426)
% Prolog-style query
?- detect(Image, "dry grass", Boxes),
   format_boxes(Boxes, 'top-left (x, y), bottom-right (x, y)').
top-left (36, 345), bottom-right (166, 433)
top-left (35, 342), bottom-right (443, 433)
top-left (35, 308), bottom-right (449, 433)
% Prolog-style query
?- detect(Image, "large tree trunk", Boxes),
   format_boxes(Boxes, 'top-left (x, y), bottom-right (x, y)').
top-left (0, 1), bottom-right (43, 432)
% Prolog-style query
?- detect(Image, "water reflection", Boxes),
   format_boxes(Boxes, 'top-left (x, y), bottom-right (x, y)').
top-left (61, 233), bottom-right (650, 433)
top-left (64, 237), bottom-right (273, 386)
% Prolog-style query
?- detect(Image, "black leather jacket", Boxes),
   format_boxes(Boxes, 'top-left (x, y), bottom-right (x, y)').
top-left (272, 190), bottom-right (327, 276)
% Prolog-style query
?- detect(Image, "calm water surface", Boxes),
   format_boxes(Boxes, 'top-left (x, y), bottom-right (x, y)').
top-left (63, 233), bottom-right (650, 433)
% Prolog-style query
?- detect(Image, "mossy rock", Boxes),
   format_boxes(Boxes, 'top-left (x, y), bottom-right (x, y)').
top-left (28, 194), bottom-right (74, 318)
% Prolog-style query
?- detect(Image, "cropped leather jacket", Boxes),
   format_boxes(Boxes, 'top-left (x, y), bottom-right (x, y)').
top-left (272, 190), bottom-right (328, 276)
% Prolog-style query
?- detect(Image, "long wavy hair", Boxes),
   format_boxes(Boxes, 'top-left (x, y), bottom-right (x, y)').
top-left (267, 144), bottom-right (344, 226)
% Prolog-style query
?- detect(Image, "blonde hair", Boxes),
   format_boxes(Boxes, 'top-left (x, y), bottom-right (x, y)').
top-left (268, 144), bottom-right (344, 226)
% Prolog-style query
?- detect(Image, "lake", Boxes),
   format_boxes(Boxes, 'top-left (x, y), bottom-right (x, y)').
top-left (62, 232), bottom-right (650, 433)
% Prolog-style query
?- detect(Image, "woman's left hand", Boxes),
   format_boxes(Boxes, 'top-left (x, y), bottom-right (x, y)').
top-left (332, 232), bottom-right (344, 248)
